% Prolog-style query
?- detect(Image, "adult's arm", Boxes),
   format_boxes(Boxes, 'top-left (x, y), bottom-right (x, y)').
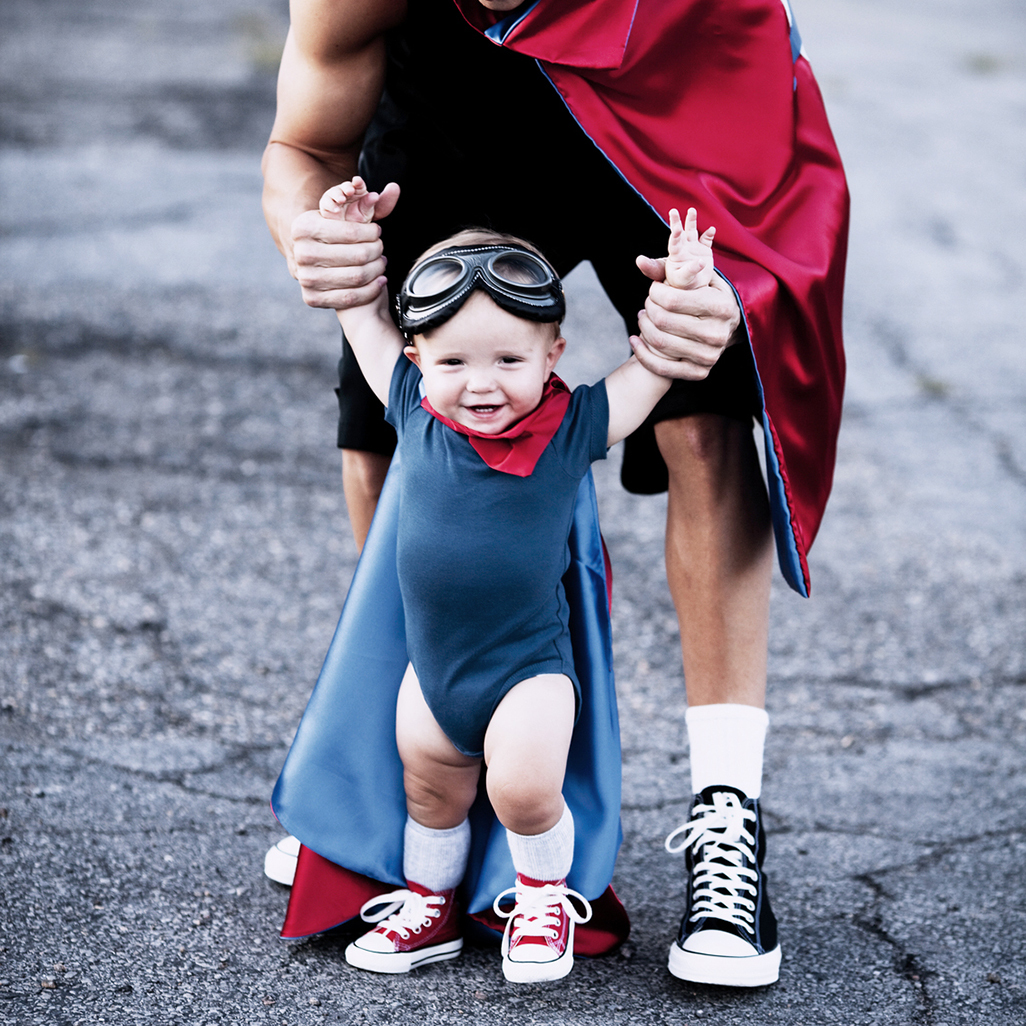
top-left (261, 0), bottom-right (406, 304)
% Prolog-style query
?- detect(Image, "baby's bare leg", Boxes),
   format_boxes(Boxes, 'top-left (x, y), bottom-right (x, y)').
top-left (483, 674), bottom-right (575, 836)
top-left (395, 664), bottom-right (481, 829)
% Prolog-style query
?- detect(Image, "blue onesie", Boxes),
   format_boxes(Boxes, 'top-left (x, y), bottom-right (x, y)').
top-left (384, 355), bottom-right (610, 757)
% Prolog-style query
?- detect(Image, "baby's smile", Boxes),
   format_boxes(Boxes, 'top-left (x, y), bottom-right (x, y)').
top-left (405, 292), bottom-right (565, 436)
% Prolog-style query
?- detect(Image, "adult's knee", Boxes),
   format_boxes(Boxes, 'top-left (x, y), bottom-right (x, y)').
top-left (655, 413), bottom-right (741, 477)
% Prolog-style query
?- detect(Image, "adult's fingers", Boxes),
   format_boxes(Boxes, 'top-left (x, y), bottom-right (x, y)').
top-left (291, 208), bottom-right (382, 246)
top-left (642, 296), bottom-right (735, 352)
top-left (646, 276), bottom-right (738, 320)
top-left (644, 282), bottom-right (739, 349)
top-left (630, 334), bottom-right (714, 381)
top-left (296, 255), bottom-right (388, 308)
top-left (635, 308), bottom-right (722, 379)
top-left (301, 276), bottom-right (388, 312)
top-left (293, 235), bottom-right (384, 273)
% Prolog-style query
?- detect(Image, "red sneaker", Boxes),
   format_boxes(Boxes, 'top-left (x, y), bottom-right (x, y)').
top-left (494, 874), bottom-right (592, 983)
top-left (344, 882), bottom-right (462, 974)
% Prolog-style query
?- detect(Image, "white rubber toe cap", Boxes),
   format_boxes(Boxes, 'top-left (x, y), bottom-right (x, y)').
top-left (263, 835), bottom-right (300, 886)
top-left (351, 930), bottom-right (399, 954)
top-left (683, 930), bottom-right (758, 956)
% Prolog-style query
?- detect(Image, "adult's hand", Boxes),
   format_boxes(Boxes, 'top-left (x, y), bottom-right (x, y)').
top-left (632, 252), bottom-right (743, 380)
top-left (289, 181), bottom-right (401, 311)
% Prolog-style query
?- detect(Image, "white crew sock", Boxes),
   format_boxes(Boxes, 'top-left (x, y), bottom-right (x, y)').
top-left (505, 802), bottom-right (574, 882)
top-left (403, 816), bottom-right (471, 893)
top-left (685, 703), bottom-right (769, 799)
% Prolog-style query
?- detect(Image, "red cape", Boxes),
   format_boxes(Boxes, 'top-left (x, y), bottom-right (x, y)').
top-left (457, 0), bottom-right (849, 595)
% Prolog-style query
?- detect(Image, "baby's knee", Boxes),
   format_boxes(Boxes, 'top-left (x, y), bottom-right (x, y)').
top-left (403, 762), bottom-right (479, 828)
top-left (486, 772), bottom-right (565, 835)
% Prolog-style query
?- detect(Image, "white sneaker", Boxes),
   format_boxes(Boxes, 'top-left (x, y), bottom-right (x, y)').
top-left (263, 834), bottom-right (300, 886)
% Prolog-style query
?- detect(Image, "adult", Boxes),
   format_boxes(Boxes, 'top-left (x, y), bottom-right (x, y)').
top-left (261, 0), bottom-right (847, 988)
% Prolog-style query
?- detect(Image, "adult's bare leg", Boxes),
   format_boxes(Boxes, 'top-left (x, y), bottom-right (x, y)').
top-left (658, 412), bottom-right (781, 987)
top-left (341, 449), bottom-right (392, 551)
top-left (654, 413), bottom-right (773, 710)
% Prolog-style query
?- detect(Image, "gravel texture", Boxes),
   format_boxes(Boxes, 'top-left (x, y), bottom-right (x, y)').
top-left (1, 1), bottom-right (1024, 1023)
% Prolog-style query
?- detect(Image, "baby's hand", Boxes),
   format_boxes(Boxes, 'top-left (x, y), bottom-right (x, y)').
top-left (629, 206), bottom-right (738, 381)
top-left (664, 207), bottom-right (716, 291)
top-left (305, 177), bottom-right (396, 316)
top-left (319, 176), bottom-right (382, 223)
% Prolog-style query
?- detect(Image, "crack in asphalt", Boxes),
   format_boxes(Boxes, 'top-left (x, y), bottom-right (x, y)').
top-left (48, 448), bottom-right (339, 489)
top-left (811, 824), bottom-right (1025, 856)
top-left (1, 581), bottom-right (203, 717)
top-left (3, 523), bottom-right (338, 761)
top-left (870, 316), bottom-right (1026, 493)
top-left (993, 432), bottom-right (1026, 488)
top-left (836, 826), bottom-right (1024, 1018)
top-left (850, 898), bottom-right (937, 1024)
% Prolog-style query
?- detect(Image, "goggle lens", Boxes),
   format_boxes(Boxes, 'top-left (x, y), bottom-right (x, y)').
top-left (490, 252), bottom-right (551, 287)
top-left (407, 257), bottom-right (466, 296)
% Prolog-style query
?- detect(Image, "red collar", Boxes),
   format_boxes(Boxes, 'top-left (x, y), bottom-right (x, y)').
top-left (420, 375), bottom-right (571, 477)
top-left (453, 0), bottom-right (637, 70)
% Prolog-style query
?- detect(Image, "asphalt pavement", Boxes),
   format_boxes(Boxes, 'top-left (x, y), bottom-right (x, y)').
top-left (1, 1), bottom-right (1024, 1024)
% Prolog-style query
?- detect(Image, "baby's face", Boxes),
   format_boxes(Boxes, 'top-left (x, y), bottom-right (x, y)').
top-left (405, 291), bottom-right (565, 435)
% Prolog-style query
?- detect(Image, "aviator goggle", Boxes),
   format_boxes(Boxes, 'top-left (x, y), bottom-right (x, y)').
top-left (398, 244), bottom-right (565, 335)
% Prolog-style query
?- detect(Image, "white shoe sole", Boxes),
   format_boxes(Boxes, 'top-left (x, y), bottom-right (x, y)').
top-left (344, 937), bottom-right (463, 974)
top-left (263, 835), bottom-right (300, 886)
top-left (502, 948), bottom-right (574, 984)
top-left (668, 940), bottom-right (781, 987)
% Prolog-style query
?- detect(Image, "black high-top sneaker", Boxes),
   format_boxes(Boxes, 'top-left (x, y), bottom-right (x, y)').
top-left (665, 786), bottom-right (780, 986)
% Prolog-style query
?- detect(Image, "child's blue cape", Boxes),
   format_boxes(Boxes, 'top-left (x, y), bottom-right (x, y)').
top-left (270, 460), bottom-right (628, 948)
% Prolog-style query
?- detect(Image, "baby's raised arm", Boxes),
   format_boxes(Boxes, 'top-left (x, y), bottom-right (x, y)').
top-left (604, 208), bottom-right (716, 447)
top-left (319, 177), bottom-right (405, 405)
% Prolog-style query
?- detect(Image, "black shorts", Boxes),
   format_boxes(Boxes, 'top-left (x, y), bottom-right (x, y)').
top-left (336, 8), bottom-right (760, 493)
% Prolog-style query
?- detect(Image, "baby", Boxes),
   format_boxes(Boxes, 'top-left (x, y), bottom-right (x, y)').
top-left (320, 177), bottom-right (715, 984)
